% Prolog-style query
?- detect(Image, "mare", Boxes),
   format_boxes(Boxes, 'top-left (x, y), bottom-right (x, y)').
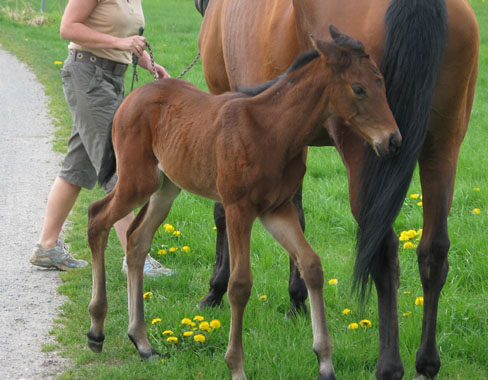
top-left (86, 30), bottom-right (400, 380)
top-left (196, 0), bottom-right (479, 379)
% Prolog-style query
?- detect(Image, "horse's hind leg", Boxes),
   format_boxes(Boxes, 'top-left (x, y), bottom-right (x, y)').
top-left (126, 176), bottom-right (181, 360)
top-left (260, 201), bottom-right (335, 380)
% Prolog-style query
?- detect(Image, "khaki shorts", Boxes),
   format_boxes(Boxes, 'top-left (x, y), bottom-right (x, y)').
top-left (59, 53), bottom-right (125, 192)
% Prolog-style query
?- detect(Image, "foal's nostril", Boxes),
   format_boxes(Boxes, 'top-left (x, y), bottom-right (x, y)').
top-left (389, 133), bottom-right (401, 155)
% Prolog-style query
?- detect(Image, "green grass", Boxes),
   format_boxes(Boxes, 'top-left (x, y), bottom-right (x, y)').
top-left (1, 0), bottom-right (487, 379)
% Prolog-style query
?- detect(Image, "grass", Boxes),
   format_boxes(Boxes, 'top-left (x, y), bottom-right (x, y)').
top-left (1, 0), bottom-right (487, 379)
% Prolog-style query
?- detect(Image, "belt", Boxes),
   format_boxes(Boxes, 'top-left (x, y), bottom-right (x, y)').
top-left (69, 50), bottom-right (128, 75)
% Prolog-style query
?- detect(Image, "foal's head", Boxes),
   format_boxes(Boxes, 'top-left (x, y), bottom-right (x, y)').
top-left (313, 26), bottom-right (401, 158)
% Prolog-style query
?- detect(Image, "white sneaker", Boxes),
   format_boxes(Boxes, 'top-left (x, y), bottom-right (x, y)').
top-left (122, 255), bottom-right (173, 277)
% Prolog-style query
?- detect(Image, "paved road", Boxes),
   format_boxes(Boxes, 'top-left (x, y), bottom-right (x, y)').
top-left (0, 47), bottom-right (68, 379)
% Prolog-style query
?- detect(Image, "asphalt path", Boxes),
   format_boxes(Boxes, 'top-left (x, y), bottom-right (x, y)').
top-left (0, 46), bottom-right (69, 379)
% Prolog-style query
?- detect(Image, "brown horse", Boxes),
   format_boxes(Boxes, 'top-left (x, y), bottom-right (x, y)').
top-left (86, 30), bottom-right (400, 380)
top-left (196, 0), bottom-right (479, 379)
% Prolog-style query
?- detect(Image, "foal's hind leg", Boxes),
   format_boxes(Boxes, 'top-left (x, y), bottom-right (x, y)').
top-left (260, 201), bottom-right (335, 380)
top-left (126, 176), bottom-right (181, 360)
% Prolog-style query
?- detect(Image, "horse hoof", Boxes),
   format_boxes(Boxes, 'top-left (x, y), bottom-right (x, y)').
top-left (87, 332), bottom-right (105, 353)
top-left (141, 347), bottom-right (161, 362)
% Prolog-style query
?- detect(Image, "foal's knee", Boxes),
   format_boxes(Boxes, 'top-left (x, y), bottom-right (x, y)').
top-left (228, 276), bottom-right (253, 306)
top-left (300, 254), bottom-right (324, 290)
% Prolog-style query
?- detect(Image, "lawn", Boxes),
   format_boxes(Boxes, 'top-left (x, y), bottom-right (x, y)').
top-left (0, 0), bottom-right (487, 379)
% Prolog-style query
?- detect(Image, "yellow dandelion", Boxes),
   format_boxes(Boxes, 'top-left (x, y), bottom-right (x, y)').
top-left (193, 315), bottom-right (205, 322)
top-left (162, 330), bottom-right (174, 336)
top-left (410, 193), bottom-right (420, 199)
top-left (403, 242), bottom-right (417, 249)
top-left (169, 247), bottom-right (178, 253)
top-left (157, 249), bottom-right (167, 255)
top-left (258, 295), bottom-right (268, 301)
top-left (359, 319), bottom-right (372, 328)
top-left (402, 311), bottom-right (412, 317)
top-left (143, 291), bottom-right (153, 299)
top-left (182, 246), bottom-right (191, 253)
top-left (194, 334), bottom-right (206, 342)
top-left (181, 318), bottom-right (192, 325)
top-left (328, 278), bottom-right (338, 286)
top-left (163, 43), bottom-right (168, 48)
top-left (163, 224), bottom-right (175, 233)
top-left (167, 336), bottom-right (178, 343)
top-left (199, 321), bottom-right (211, 332)
top-left (417, 201), bottom-right (423, 207)
top-left (173, 230), bottom-right (181, 237)
top-left (54, 60), bottom-right (63, 65)
top-left (473, 187), bottom-right (480, 191)
top-left (348, 322), bottom-right (359, 330)
top-left (210, 319), bottom-right (221, 329)
top-left (24, 38), bottom-right (28, 41)
top-left (183, 331), bottom-right (194, 337)
top-left (212, 226), bottom-right (217, 230)
top-left (151, 318), bottom-right (162, 324)
top-left (342, 308), bottom-right (352, 315)
top-left (415, 297), bottom-right (424, 306)
top-left (473, 208), bottom-right (481, 215)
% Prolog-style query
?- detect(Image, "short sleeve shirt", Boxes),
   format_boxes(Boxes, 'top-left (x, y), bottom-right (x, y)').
top-left (68, 0), bottom-right (144, 64)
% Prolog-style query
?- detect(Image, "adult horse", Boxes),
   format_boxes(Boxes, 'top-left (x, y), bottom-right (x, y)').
top-left (86, 30), bottom-right (400, 380)
top-left (196, 0), bottom-right (479, 379)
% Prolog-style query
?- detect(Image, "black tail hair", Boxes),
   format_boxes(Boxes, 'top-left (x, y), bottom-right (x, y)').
top-left (98, 122), bottom-right (117, 188)
top-left (354, 0), bottom-right (448, 300)
top-left (195, 0), bottom-right (210, 16)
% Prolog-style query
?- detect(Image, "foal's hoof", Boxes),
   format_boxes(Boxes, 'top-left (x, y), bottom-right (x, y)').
top-left (140, 347), bottom-right (161, 362)
top-left (87, 332), bottom-right (105, 353)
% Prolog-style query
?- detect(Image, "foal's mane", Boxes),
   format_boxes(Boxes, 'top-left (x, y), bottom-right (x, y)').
top-left (238, 49), bottom-right (320, 97)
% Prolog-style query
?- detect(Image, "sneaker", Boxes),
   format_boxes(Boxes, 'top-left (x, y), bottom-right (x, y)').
top-left (122, 255), bottom-right (174, 278)
top-left (30, 240), bottom-right (89, 271)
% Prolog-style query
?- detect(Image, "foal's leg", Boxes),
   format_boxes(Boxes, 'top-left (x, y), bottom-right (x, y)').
top-left (260, 201), bottom-right (335, 380)
top-left (126, 177), bottom-right (181, 359)
top-left (223, 203), bottom-right (255, 380)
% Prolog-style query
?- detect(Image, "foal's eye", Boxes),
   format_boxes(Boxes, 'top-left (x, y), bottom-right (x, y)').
top-left (351, 85), bottom-right (366, 97)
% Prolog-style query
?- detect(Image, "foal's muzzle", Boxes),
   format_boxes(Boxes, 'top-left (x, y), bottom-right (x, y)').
top-left (375, 132), bottom-right (402, 158)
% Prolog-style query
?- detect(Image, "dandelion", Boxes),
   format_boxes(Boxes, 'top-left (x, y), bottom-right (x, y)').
top-left (182, 246), bottom-right (191, 253)
top-left (193, 315), bottom-right (205, 322)
top-left (163, 43), bottom-right (168, 48)
top-left (341, 308), bottom-right (352, 315)
top-left (183, 331), bottom-right (194, 337)
top-left (181, 318), bottom-right (192, 325)
top-left (199, 322), bottom-right (211, 332)
top-left (417, 201), bottom-right (423, 207)
top-left (473, 187), bottom-right (480, 191)
top-left (167, 336), bottom-right (178, 344)
top-left (415, 297), bottom-right (424, 306)
top-left (194, 334), bottom-right (206, 342)
top-left (151, 318), bottom-right (162, 324)
top-left (169, 247), bottom-right (178, 253)
top-left (258, 295), bottom-right (268, 301)
top-left (162, 330), bottom-right (174, 336)
top-left (403, 291), bottom-right (412, 295)
top-left (410, 193), bottom-right (420, 199)
top-left (163, 223), bottom-right (175, 233)
top-left (173, 230), bottom-right (181, 237)
top-left (473, 208), bottom-right (481, 215)
top-left (158, 249), bottom-right (167, 255)
top-left (212, 226), bottom-right (217, 230)
top-left (403, 242), bottom-right (417, 249)
top-left (24, 38), bottom-right (28, 41)
top-left (328, 278), bottom-right (338, 286)
top-left (359, 319), bottom-right (372, 328)
top-left (54, 60), bottom-right (63, 65)
top-left (402, 311), bottom-right (412, 317)
top-left (348, 322), bottom-right (359, 330)
top-left (210, 319), bottom-right (221, 329)
top-left (143, 291), bottom-right (153, 299)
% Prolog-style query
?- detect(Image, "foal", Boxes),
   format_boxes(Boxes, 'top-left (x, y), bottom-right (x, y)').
top-left (87, 29), bottom-right (400, 380)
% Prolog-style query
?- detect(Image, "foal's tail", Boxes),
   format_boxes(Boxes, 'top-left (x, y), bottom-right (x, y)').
top-left (98, 122), bottom-right (117, 189)
top-left (353, 0), bottom-right (448, 300)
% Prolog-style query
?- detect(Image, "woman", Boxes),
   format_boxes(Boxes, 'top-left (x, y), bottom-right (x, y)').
top-left (30, 0), bottom-right (172, 277)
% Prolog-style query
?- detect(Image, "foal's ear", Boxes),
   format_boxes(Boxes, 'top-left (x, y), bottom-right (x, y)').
top-left (309, 34), bottom-right (351, 69)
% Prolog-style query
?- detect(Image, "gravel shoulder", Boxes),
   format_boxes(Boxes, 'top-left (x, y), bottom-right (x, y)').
top-left (0, 47), bottom-right (69, 380)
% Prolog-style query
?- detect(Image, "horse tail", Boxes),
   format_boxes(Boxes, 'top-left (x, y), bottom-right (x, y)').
top-left (194, 0), bottom-right (210, 16)
top-left (353, 0), bottom-right (448, 300)
top-left (98, 122), bottom-right (116, 189)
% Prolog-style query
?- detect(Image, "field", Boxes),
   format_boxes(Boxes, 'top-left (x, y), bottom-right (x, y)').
top-left (0, 0), bottom-right (487, 379)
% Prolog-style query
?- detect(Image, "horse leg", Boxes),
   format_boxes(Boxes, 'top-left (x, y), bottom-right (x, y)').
top-left (198, 202), bottom-right (230, 309)
top-left (414, 122), bottom-right (466, 380)
top-left (126, 176), bottom-right (181, 360)
top-left (260, 201), bottom-right (335, 380)
top-left (223, 203), bottom-right (255, 380)
top-left (86, 186), bottom-right (151, 353)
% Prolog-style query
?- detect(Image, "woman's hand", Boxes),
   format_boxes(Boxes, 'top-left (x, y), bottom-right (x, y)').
top-left (116, 36), bottom-right (147, 58)
top-left (138, 51), bottom-right (171, 79)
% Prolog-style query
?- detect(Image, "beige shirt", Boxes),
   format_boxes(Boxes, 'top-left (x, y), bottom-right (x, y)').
top-left (68, 0), bottom-right (145, 64)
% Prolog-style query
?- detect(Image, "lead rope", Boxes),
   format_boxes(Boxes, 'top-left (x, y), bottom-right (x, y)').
top-left (146, 41), bottom-right (200, 80)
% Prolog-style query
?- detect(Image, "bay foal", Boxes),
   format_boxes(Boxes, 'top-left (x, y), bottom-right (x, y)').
top-left (87, 30), bottom-right (400, 380)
